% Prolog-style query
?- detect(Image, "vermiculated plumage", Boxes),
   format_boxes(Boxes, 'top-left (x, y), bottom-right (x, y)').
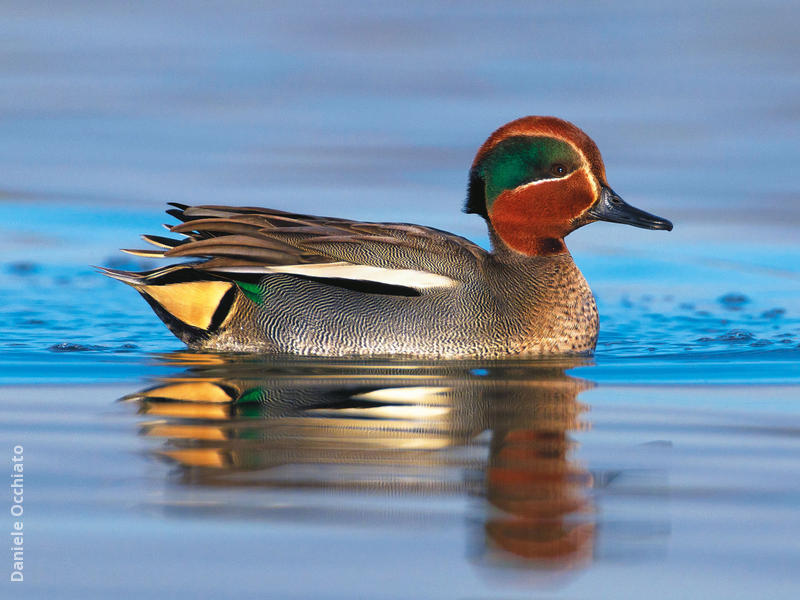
top-left (102, 203), bottom-right (597, 356)
top-left (102, 116), bottom-right (671, 356)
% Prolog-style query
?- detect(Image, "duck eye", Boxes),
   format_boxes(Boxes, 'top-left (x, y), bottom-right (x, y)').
top-left (551, 164), bottom-right (567, 177)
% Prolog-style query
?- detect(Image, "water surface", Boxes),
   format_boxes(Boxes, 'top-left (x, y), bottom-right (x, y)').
top-left (1, 1), bottom-right (799, 598)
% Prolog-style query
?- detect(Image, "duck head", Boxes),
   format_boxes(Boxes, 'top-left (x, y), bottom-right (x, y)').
top-left (466, 116), bottom-right (672, 256)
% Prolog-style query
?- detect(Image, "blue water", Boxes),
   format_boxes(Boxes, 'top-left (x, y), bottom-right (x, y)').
top-left (1, 1), bottom-right (799, 598)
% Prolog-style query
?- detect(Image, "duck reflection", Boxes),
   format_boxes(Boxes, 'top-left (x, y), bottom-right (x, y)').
top-left (124, 353), bottom-right (595, 570)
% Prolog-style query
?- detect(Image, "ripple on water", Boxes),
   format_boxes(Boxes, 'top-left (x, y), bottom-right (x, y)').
top-left (718, 292), bottom-right (751, 310)
top-left (598, 292), bottom-right (800, 358)
top-left (48, 342), bottom-right (140, 352)
top-left (6, 261), bottom-right (40, 275)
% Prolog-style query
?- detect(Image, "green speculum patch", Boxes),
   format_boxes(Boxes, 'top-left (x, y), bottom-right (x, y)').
top-left (236, 280), bottom-right (264, 305)
top-left (478, 136), bottom-right (581, 209)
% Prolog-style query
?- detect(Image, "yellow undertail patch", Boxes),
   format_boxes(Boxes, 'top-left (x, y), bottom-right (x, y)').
top-left (139, 281), bottom-right (233, 330)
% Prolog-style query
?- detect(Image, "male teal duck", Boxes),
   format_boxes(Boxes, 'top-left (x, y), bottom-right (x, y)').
top-left (102, 116), bottom-right (672, 357)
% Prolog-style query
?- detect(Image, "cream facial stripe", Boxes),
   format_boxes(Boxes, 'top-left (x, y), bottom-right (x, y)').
top-left (512, 167), bottom-right (583, 191)
top-left (511, 164), bottom-right (598, 199)
top-left (543, 135), bottom-right (600, 198)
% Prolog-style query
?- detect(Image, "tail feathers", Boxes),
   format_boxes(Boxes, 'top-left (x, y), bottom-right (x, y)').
top-left (96, 264), bottom-right (196, 285)
top-left (140, 234), bottom-right (184, 249)
top-left (94, 265), bottom-right (146, 285)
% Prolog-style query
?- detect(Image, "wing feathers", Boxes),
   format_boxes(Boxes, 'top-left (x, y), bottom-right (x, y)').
top-left (117, 204), bottom-right (487, 293)
top-left (141, 234), bottom-right (184, 248)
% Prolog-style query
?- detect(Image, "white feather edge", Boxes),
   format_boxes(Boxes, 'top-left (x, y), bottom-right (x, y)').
top-left (207, 262), bottom-right (457, 290)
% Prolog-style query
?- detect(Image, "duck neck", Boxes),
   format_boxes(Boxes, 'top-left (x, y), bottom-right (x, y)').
top-left (487, 222), bottom-right (568, 260)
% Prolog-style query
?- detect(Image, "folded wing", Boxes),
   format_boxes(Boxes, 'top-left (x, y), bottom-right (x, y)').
top-left (124, 203), bottom-right (488, 294)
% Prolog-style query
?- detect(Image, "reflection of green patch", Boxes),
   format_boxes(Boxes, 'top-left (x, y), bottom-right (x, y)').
top-left (236, 427), bottom-right (264, 441)
top-left (236, 281), bottom-right (264, 305)
top-left (237, 388), bottom-right (263, 404)
top-left (235, 404), bottom-right (264, 420)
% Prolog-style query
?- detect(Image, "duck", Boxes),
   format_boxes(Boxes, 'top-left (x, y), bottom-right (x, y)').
top-left (101, 116), bottom-right (672, 357)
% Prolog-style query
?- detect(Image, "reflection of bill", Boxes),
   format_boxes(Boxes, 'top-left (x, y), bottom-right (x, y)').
top-left (122, 355), bottom-right (621, 572)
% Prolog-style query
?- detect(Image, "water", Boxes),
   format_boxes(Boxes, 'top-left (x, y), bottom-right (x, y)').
top-left (1, 1), bottom-right (799, 598)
